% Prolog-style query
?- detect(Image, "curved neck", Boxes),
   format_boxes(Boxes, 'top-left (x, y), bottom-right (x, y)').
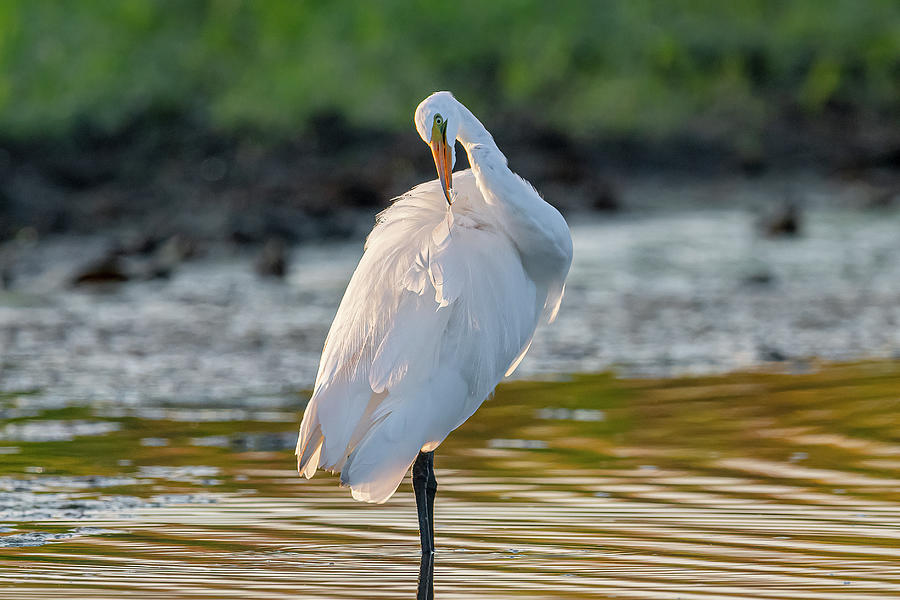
top-left (455, 103), bottom-right (508, 171)
top-left (453, 100), bottom-right (572, 282)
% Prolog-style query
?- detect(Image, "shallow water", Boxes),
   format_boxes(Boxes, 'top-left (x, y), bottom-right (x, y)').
top-left (3, 185), bottom-right (900, 410)
top-left (3, 361), bottom-right (900, 598)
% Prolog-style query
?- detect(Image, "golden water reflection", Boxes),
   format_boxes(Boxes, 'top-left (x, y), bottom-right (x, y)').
top-left (2, 361), bottom-right (900, 598)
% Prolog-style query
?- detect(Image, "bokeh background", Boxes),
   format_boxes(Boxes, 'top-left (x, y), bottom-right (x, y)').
top-left (1, 0), bottom-right (899, 400)
top-left (2, 0), bottom-right (900, 240)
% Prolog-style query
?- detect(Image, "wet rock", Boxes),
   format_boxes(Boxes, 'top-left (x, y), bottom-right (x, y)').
top-left (70, 254), bottom-right (129, 286)
top-left (743, 271), bottom-right (775, 286)
top-left (228, 212), bottom-right (266, 245)
top-left (759, 202), bottom-right (801, 237)
top-left (588, 177), bottom-right (621, 212)
top-left (126, 233), bottom-right (198, 280)
top-left (758, 345), bottom-right (787, 362)
top-left (255, 237), bottom-right (287, 278)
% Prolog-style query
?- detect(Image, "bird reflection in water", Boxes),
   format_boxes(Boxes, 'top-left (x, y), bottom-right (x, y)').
top-left (417, 550), bottom-right (434, 599)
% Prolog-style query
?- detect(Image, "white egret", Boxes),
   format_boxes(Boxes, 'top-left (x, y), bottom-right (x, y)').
top-left (296, 91), bottom-right (573, 558)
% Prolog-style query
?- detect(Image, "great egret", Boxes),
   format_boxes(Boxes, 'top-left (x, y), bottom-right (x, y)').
top-left (296, 91), bottom-right (573, 557)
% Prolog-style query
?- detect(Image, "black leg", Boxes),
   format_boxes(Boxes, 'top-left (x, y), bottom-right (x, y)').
top-left (412, 450), bottom-right (435, 554)
top-left (416, 548), bottom-right (434, 600)
top-left (426, 455), bottom-right (437, 545)
top-left (413, 451), bottom-right (436, 600)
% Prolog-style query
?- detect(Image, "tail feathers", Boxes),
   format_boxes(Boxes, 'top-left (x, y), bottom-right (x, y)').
top-left (324, 390), bottom-right (390, 473)
top-left (339, 412), bottom-right (423, 504)
top-left (296, 421), bottom-right (324, 479)
top-left (299, 439), bottom-right (323, 478)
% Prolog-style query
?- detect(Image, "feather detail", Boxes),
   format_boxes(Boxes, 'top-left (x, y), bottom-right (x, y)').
top-left (295, 169), bottom-right (570, 502)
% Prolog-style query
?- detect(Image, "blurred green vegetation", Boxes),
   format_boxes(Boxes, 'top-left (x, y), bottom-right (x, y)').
top-left (0, 0), bottom-right (898, 141)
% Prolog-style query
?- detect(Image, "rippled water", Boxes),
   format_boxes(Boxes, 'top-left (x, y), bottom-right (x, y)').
top-left (3, 361), bottom-right (900, 598)
top-left (3, 191), bottom-right (900, 410)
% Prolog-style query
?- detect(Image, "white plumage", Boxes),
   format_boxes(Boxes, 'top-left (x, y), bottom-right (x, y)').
top-left (296, 92), bottom-right (572, 504)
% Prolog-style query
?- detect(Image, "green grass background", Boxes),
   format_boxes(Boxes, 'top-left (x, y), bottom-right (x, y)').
top-left (1, 0), bottom-right (898, 141)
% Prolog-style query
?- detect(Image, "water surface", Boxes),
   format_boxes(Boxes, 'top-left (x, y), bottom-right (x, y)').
top-left (3, 361), bottom-right (900, 598)
top-left (3, 193), bottom-right (900, 410)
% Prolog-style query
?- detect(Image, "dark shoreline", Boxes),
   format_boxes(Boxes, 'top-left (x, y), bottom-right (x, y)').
top-left (2, 107), bottom-right (898, 249)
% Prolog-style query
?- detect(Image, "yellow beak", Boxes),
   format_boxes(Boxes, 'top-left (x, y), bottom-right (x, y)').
top-left (430, 134), bottom-right (453, 205)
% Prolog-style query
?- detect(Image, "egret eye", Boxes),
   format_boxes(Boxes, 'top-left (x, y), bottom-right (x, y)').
top-left (434, 115), bottom-right (443, 125)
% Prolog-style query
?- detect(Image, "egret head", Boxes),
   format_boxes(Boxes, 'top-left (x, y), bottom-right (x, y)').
top-left (415, 91), bottom-right (460, 204)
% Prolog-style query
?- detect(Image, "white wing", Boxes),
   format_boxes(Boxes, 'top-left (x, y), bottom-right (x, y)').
top-left (296, 170), bottom-right (555, 503)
